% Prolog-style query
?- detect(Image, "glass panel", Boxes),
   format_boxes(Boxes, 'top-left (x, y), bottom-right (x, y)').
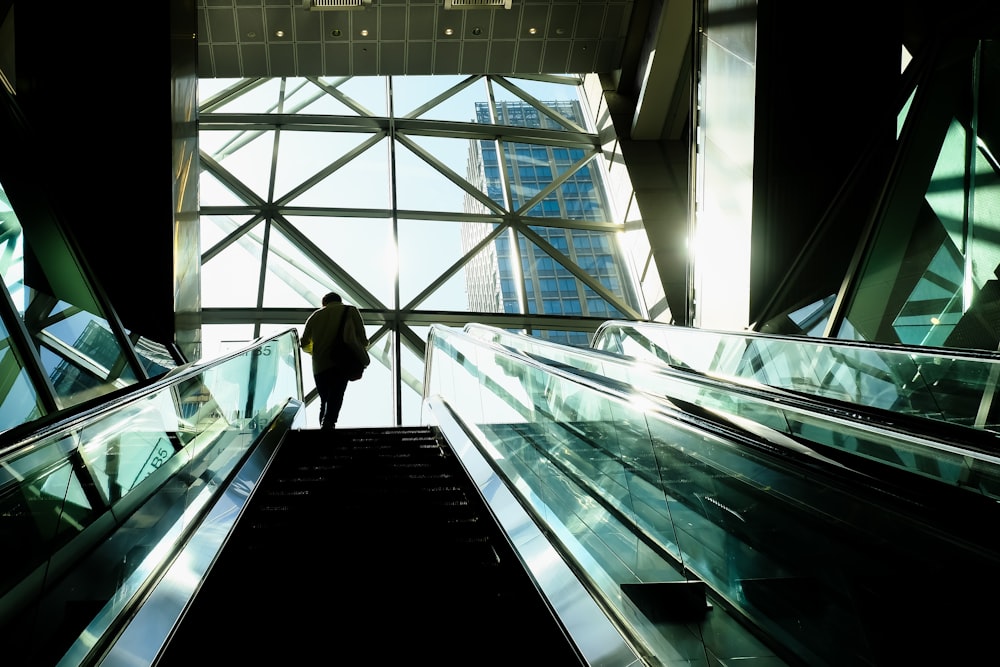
top-left (594, 320), bottom-right (1000, 434)
top-left (461, 221), bottom-right (505, 313)
top-left (0, 186), bottom-right (45, 430)
top-left (200, 129), bottom-right (276, 195)
top-left (283, 215), bottom-right (395, 307)
top-left (426, 324), bottom-right (1000, 665)
top-left (30, 297), bottom-right (139, 407)
top-left (0, 328), bottom-right (45, 431)
top-left (201, 221), bottom-right (265, 308)
top-left (395, 135), bottom-right (485, 213)
top-left (199, 78), bottom-right (285, 113)
top-left (317, 76), bottom-right (389, 117)
top-left (473, 323), bottom-right (1000, 498)
top-left (500, 140), bottom-right (600, 211)
top-left (3, 178), bottom-right (140, 409)
top-left (131, 336), bottom-right (178, 378)
top-left (0, 331), bottom-right (302, 665)
top-left (398, 218), bottom-right (474, 309)
top-left (277, 132), bottom-right (389, 208)
top-left (393, 75), bottom-right (485, 121)
top-left (200, 172), bottom-right (251, 207)
top-left (492, 76), bottom-right (590, 131)
top-left (284, 77), bottom-right (371, 116)
top-left (837, 41), bottom-right (1000, 352)
top-left (201, 214), bottom-right (256, 252)
top-left (0, 184), bottom-right (25, 302)
top-left (201, 323), bottom-right (257, 361)
top-left (400, 336), bottom-right (425, 425)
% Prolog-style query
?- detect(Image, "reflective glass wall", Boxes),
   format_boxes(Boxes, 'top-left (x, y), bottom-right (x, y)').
top-left (757, 38), bottom-right (1000, 353)
top-left (197, 74), bottom-right (644, 427)
top-left (0, 180), bottom-right (176, 437)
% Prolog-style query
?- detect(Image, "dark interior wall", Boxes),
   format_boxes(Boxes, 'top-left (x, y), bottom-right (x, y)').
top-left (749, 1), bottom-right (902, 325)
top-left (12, 2), bottom-right (182, 346)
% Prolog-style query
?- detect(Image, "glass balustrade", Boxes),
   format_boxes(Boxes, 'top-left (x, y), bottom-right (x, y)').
top-left (424, 324), bottom-right (1000, 665)
top-left (592, 320), bottom-right (1000, 432)
top-left (0, 329), bottom-right (303, 666)
top-left (465, 323), bottom-right (1000, 502)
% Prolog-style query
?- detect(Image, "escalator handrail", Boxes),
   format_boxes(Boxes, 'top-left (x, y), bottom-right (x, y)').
top-left (593, 319), bottom-right (1000, 364)
top-left (0, 327), bottom-right (304, 458)
top-left (467, 323), bottom-right (1000, 463)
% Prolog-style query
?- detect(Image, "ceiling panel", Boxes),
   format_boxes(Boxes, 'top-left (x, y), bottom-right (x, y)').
top-left (197, 0), bottom-right (636, 78)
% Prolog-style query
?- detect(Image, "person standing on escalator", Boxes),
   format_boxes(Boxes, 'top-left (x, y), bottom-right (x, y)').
top-left (300, 292), bottom-right (369, 430)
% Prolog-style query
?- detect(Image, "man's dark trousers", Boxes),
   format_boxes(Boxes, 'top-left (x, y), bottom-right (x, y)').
top-left (315, 367), bottom-right (349, 429)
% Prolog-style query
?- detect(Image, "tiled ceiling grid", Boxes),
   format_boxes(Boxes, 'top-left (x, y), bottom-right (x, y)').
top-left (198, 0), bottom-right (636, 77)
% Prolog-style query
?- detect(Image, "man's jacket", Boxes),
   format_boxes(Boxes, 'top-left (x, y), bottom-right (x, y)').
top-left (300, 302), bottom-right (370, 375)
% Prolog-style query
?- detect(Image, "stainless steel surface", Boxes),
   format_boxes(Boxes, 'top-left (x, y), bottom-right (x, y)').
top-left (424, 395), bottom-right (645, 667)
top-left (83, 404), bottom-right (302, 667)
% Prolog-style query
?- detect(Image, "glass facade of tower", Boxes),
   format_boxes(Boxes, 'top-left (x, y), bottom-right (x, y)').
top-left (465, 100), bottom-right (637, 347)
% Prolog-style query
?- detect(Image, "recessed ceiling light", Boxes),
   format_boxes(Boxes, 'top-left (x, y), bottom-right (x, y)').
top-left (360, 28), bottom-right (369, 36)
top-left (472, 26), bottom-right (482, 35)
top-left (331, 28), bottom-right (342, 37)
top-left (528, 27), bottom-right (537, 35)
top-left (445, 27), bottom-right (455, 35)
top-left (275, 30), bottom-right (285, 38)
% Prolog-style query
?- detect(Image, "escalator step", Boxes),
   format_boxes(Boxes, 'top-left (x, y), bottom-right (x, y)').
top-left (156, 427), bottom-right (582, 665)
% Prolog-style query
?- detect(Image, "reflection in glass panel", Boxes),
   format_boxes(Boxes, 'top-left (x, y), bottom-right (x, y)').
top-left (0, 184), bottom-right (25, 307)
top-left (130, 335), bottom-right (179, 378)
top-left (31, 300), bottom-right (138, 408)
top-left (78, 396), bottom-right (179, 504)
top-left (0, 326), bottom-right (45, 432)
top-left (0, 185), bottom-right (45, 430)
top-left (3, 171), bottom-right (141, 413)
top-left (835, 41), bottom-right (1000, 352)
top-left (201, 323), bottom-right (257, 361)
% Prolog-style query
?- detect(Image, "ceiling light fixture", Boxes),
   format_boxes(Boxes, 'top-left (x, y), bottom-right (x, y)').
top-left (444, 0), bottom-right (512, 10)
top-left (304, 0), bottom-right (372, 11)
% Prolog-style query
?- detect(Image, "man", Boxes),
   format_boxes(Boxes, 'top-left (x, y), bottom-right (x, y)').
top-left (300, 292), bottom-right (369, 429)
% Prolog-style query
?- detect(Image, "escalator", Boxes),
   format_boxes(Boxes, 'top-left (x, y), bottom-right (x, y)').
top-left (424, 323), bottom-right (1000, 665)
top-left (155, 426), bottom-right (586, 665)
top-left (9, 322), bottom-right (1000, 666)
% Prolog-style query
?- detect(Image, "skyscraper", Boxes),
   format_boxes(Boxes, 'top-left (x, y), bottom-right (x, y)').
top-left (463, 99), bottom-right (639, 347)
